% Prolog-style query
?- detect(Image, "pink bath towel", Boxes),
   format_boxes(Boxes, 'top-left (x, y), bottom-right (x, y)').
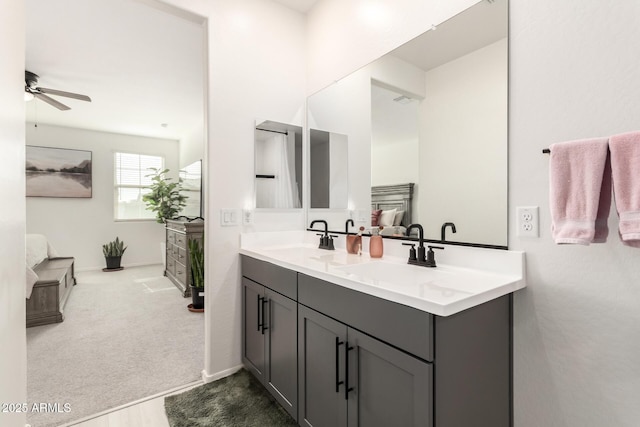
top-left (609, 131), bottom-right (640, 247)
top-left (549, 137), bottom-right (611, 245)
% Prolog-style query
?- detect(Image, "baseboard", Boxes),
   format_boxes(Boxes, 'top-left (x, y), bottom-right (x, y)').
top-left (75, 262), bottom-right (162, 273)
top-left (201, 364), bottom-right (244, 384)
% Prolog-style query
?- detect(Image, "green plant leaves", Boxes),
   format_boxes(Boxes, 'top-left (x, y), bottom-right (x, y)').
top-left (142, 168), bottom-right (188, 223)
top-left (188, 238), bottom-right (204, 289)
top-left (103, 236), bottom-right (127, 257)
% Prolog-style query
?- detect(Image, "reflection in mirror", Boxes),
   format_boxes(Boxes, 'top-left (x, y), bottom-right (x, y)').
top-left (179, 160), bottom-right (202, 218)
top-left (309, 129), bottom-right (348, 208)
top-left (306, 0), bottom-right (508, 247)
top-left (254, 120), bottom-right (303, 209)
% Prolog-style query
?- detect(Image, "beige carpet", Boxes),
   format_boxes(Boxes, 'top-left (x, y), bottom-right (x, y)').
top-left (27, 265), bottom-right (204, 427)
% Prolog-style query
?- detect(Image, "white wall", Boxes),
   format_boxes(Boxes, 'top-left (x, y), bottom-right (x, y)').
top-left (0, 1), bottom-right (27, 426)
top-left (26, 124), bottom-right (179, 270)
top-left (307, 0), bottom-right (479, 94)
top-left (510, 0), bottom-right (640, 425)
top-left (312, 0), bottom-right (640, 425)
top-left (420, 38), bottom-right (507, 245)
top-left (371, 84), bottom-right (420, 198)
top-left (179, 123), bottom-right (204, 168)
top-left (163, 0), bottom-right (307, 380)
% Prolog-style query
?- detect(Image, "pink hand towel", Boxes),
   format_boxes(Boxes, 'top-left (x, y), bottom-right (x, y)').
top-left (549, 137), bottom-right (611, 245)
top-left (609, 131), bottom-right (640, 247)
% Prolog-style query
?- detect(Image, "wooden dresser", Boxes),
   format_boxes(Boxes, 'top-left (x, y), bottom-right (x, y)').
top-left (165, 219), bottom-right (204, 297)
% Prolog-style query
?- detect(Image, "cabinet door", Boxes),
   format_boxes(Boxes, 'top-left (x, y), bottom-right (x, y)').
top-left (242, 278), bottom-right (265, 381)
top-left (347, 328), bottom-right (432, 427)
top-left (299, 305), bottom-right (348, 427)
top-left (264, 289), bottom-right (298, 420)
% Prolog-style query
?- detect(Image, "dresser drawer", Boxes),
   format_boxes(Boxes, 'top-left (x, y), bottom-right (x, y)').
top-left (166, 256), bottom-right (176, 275)
top-left (174, 262), bottom-right (187, 284)
top-left (177, 247), bottom-right (187, 264)
top-left (241, 255), bottom-right (297, 300)
top-left (174, 233), bottom-right (187, 248)
top-left (298, 273), bottom-right (433, 361)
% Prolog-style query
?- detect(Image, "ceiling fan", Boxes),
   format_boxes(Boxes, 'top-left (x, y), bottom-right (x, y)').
top-left (25, 70), bottom-right (91, 111)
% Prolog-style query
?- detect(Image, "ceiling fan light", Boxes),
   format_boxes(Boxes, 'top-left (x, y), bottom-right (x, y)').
top-left (24, 91), bottom-right (35, 102)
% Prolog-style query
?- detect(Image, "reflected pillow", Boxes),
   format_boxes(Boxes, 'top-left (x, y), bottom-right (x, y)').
top-left (371, 209), bottom-right (383, 226)
top-left (379, 208), bottom-right (397, 227)
top-left (393, 210), bottom-right (405, 226)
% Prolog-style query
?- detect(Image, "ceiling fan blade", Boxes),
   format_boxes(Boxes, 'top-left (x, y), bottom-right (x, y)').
top-left (38, 87), bottom-right (91, 102)
top-left (34, 92), bottom-right (71, 111)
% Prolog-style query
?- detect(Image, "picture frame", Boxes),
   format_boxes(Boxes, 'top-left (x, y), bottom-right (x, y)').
top-left (26, 145), bottom-right (93, 198)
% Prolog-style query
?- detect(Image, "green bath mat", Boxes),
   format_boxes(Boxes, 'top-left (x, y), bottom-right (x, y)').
top-left (164, 369), bottom-right (297, 426)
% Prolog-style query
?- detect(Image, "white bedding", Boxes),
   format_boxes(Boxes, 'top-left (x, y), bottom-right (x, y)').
top-left (25, 234), bottom-right (59, 298)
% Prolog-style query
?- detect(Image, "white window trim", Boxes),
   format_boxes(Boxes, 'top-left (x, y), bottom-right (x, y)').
top-left (113, 152), bottom-right (165, 221)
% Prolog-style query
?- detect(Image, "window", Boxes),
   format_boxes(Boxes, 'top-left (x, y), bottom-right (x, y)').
top-left (114, 152), bottom-right (164, 220)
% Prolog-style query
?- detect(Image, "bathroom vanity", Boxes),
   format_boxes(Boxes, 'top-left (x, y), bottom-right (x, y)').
top-left (240, 232), bottom-right (525, 427)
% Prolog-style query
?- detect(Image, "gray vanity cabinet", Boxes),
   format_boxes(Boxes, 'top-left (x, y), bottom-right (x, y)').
top-left (298, 305), bottom-right (432, 427)
top-left (298, 306), bottom-right (348, 427)
top-left (241, 257), bottom-right (298, 421)
top-left (241, 255), bottom-right (512, 427)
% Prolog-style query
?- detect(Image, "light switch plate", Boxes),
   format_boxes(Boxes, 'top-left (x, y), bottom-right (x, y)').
top-left (220, 209), bottom-right (240, 227)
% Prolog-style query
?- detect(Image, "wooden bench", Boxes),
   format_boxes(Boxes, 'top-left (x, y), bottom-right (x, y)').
top-left (26, 257), bottom-right (76, 328)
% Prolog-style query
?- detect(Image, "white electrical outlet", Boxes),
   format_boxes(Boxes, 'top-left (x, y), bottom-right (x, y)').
top-left (516, 206), bottom-right (539, 237)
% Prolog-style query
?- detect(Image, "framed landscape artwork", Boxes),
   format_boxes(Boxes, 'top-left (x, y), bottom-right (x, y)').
top-left (26, 146), bottom-right (92, 198)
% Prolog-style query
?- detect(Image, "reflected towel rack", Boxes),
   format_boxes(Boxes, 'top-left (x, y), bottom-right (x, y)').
top-left (256, 174), bottom-right (275, 179)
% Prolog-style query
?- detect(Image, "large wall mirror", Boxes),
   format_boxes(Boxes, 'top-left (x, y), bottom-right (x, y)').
top-left (254, 120), bottom-right (303, 209)
top-left (307, 0), bottom-right (508, 248)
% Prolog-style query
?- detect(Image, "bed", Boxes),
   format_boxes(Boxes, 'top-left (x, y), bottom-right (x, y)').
top-left (370, 183), bottom-right (415, 236)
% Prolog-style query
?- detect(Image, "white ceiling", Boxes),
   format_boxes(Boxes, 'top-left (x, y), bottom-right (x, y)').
top-left (24, 0), bottom-right (502, 142)
top-left (390, 0), bottom-right (507, 72)
top-left (272, 0), bottom-right (319, 14)
top-left (25, 0), bottom-right (205, 141)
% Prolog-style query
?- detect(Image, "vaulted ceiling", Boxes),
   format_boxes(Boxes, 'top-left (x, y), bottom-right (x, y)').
top-left (25, 0), bottom-right (205, 141)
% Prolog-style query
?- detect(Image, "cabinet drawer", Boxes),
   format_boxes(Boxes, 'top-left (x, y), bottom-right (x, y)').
top-left (175, 263), bottom-right (187, 284)
top-left (166, 256), bottom-right (176, 275)
top-left (167, 230), bottom-right (177, 244)
top-left (241, 255), bottom-right (297, 300)
top-left (298, 273), bottom-right (433, 361)
top-left (174, 233), bottom-right (187, 247)
top-left (177, 247), bottom-right (187, 264)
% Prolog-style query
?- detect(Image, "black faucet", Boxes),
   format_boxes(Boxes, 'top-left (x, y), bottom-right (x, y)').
top-left (310, 220), bottom-right (336, 250)
top-left (345, 219), bottom-right (354, 234)
top-left (406, 224), bottom-right (426, 265)
top-left (441, 222), bottom-right (457, 241)
top-left (405, 223), bottom-right (444, 267)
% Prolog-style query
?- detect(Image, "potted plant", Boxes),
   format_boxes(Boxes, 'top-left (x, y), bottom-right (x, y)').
top-left (188, 238), bottom-right (204, 311)
top-left (102, 237), bottom-right (127, 270)
top-left (142, 168), bottom-right (188, 224)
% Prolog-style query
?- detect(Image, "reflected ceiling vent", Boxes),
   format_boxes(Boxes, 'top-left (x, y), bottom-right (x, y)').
top-left (393, 95), bottom-right (414, 105)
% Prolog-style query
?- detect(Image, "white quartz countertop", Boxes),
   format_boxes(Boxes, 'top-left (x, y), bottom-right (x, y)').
top-left (240, 232), bottom-right (526, 317)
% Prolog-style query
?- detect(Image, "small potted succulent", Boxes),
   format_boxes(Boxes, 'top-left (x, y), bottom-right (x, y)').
top-left (102, 237), bottom-right (127, 270)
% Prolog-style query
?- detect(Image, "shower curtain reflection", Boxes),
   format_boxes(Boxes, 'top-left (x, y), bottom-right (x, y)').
top-left (255, 130), bottom-right (301, 208)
